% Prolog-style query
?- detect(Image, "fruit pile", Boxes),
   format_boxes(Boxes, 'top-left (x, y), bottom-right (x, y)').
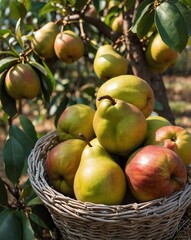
top-left (45, 73), bottom-right (191, 205)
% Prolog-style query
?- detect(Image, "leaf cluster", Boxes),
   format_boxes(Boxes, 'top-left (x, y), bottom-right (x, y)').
top-left (0, 115), bottom-right (58, 239)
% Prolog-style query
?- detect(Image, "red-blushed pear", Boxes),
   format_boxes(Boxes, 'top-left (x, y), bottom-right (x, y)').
top-left (143, 115), bottom-right (172, 145)
top-left (57, 104), bottom-right (96, 142)
top-left (125, 145), bottom-right (187, 202)
top-left (5, 63), bottom-right (41, 100)
top-left (93, 95), bottom-right (147, 157)
top-left (96, 74), bottom-right (154, 118)
top-left (31, 22), bottom-right (59, 60)
top-left (149, 125), bottom-right (191, 166)
top-left (54, 30), bottom-right (85, 64)
top-left (45, 139), bottom-right (87, 197)
top-left (73, 142), bottom-right (127, 205)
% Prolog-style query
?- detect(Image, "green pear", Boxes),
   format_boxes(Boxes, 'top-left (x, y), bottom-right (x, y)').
top-left (46, 139), bottom-right (87, 197)
top-left (93, 44), bottom-right (128, 81)
top-left (31, 22), bottom-right (59, 60)
top-left (96, 74), bottom-right (154, 118)
top-left (143, 115), bottom-right (172, 145)
top-left (73, 143), bottom-right (127, 205)
top-left (57, 104), bottom-right (96, 142)
top-left (93, 95), bottom-right (147, 157)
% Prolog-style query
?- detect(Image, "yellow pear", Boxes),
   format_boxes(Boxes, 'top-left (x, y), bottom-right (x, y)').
top-left (96, 74), bottom-right (154, 118)
top-left (145, 33), bottom-right (178, 73)
top-left (57, 104), bottom-right (96, 142)
top-left (143, 115), bottom-right (172, 145)
top-left (93, 95), bottom-right (147, 157)
top-left (73, 143), bottom-right (127, 205)
top-left (93, 44), bottom-right (128, 81)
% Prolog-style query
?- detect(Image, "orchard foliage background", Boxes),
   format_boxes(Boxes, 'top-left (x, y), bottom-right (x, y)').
top-left (0, 0), bottom-right (191, 239)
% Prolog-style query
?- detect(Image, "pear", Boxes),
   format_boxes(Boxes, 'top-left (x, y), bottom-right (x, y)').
top-left (93, 44), bottom-right (128, 81)
top-left (93, 95), bottom-right (147, 157)
top-left (5, 63), bottom-right (41, 100)
top-left (145, 33), bottom-right (178, 73)
top-left (31, 22), bottom-right (59, 60)
top-left (57, 104), bottom-right (96, 142)
top-left (96, 74), bottom-right (154, 118)
top-left (73, 143), bottom-right (127, 205)
top-left (143, 115), bottom-right (172, 145)
top-left (46, 139), bottom-right (87, 197)
top-left (54, 30), bottom-right (85, 64)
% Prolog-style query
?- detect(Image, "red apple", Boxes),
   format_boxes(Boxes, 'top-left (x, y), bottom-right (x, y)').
top-left (151, 125), bottom-right (191, 166)
top-left (125, 145), bottom-right (187, 202)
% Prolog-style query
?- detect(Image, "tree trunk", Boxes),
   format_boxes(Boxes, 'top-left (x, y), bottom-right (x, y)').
top-left (123, 4), bottom-right (175, 124)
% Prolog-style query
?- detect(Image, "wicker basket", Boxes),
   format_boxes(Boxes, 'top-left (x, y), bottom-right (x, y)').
top-left (28, 130), bottom-right (191, 240)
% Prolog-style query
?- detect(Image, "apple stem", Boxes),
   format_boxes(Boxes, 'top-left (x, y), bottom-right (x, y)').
top-left (98, 95), bottom-right (116, 105)
top-left (79, 132), bottom-right (92, 147)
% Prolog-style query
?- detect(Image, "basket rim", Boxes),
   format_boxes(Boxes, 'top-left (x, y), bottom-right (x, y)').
top-left (28, 130), bottom-right (191, 216)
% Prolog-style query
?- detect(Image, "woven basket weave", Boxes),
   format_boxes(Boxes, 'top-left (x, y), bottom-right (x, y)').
top-left (28, 130), bottom-right (191, 240)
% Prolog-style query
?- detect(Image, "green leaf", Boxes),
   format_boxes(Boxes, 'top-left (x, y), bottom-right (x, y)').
top-left (27, 197), bottom-right (43, 207)
top-left (0, 72), bottom-right (18, 118)
top-left (136, 8), bottom-right (155, 38)
top-left (155, 1), bottom-right (188, 52)
top-left (9, 0), bottom-right (27, 20)
top-left (93, 0), bottom-right (106, 12)
top-left (131, 0), bottom-right (154, 33)
top-left (15, 18), bottom-right (24, 49)
top-left (179, 0), bottom-right (191, 9)
top-left (29, 61), bottom-right (54, 100)
top-left (40, 73), bottom-right (51, 103)
top-left (154, 100), bottom-right (163, 111)
top-left (20, 179), bottom-right (37, 205)
top-left (104, 6), bottom-right (121, 26)
top-left (3, 137), bottom-right (25, 184)
top-left (9, 124), bottom-right (34, 157)
top-left (29, 213), bottom-right (48, 229)
top-left (31, 205), bottom-right (55, 230)
top-left (28, 61), bottom-right (47, 75)
top-left (42, 61), bottom-right (56, 93)
top-left (175, 1), bottom-right (191, 36)
top-left (0, 208), bottom-right (22, 240)
top-left (19, 211), bottom-right (35, 240)
top-left (0, 29), bottom-right (12, 37)
top-left (0, 57), bottom-right (18, 74)
top-left (19, 115), bottom-right (38, 145)
top-left (39, 1), bottom-right (57, 16)
top-left (0, 178), bottom-right (8, 206)
top-left (73, 0), bottom-right (87, 10)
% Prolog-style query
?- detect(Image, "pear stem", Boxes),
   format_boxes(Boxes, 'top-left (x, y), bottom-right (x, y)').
top-left (98, 95), bottom-right (116, 105)
top-left (79, 132), bottom-right (92, 147)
